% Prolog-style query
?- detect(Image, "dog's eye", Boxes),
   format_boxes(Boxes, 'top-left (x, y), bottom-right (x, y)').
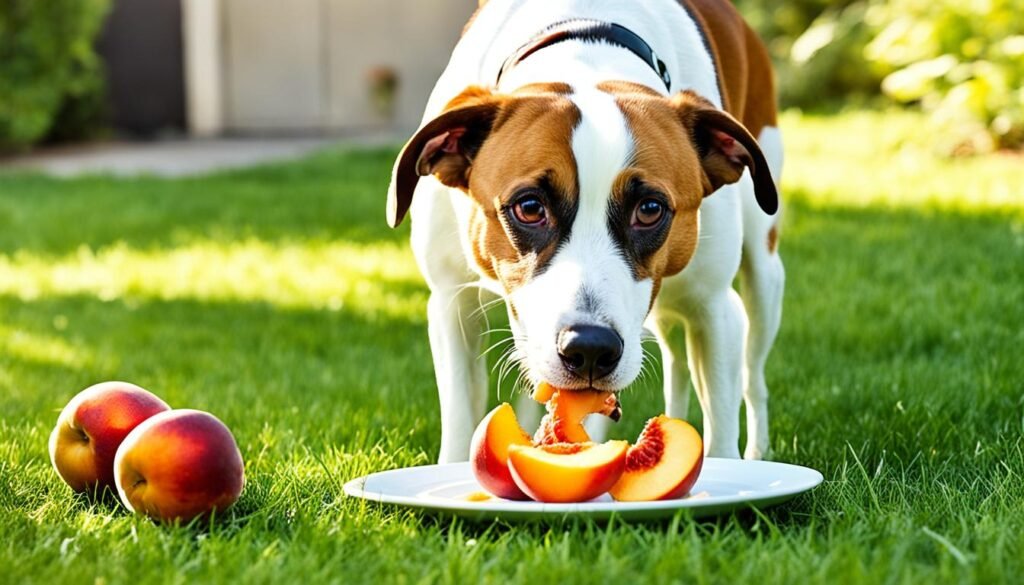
top-left (632, 198), bottom-right (665, 228)
top-left (512, 195), bottom-right (547, 226)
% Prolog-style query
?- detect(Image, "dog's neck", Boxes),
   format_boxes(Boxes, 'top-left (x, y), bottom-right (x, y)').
top-left (495, 20), bottom-right (672, 91)
top-left (465, 0), bottom-right (721, 105)
top-left (497, 37), bottom-right (669, 96)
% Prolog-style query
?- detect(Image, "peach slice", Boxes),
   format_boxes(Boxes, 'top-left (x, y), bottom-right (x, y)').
top-left (530, 382), bottom-right (557, 403)
top-left (507, 440), bottom-right (628, 502)
top-left (469, 403), bottom-right (533, 500)
top-left (609, 416), bottom-right (704, 501)
top-left (533, 385), bottom-right (621, 445)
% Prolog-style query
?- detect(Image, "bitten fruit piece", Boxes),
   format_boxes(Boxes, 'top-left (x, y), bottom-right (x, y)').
top-left (114, 409), bottom-right (244, 522)
top-left (49, 381), bottom-right (171, 493)
top-left (533, 386), bottom-right (621, 445)
top-left (469, 403), bottom-right (533, 500)
top-left (531, 382), bottom-right (557, 403)
top-left (507, 440), bottom-right (628, 503)
top-left (609, 415), bottom-right (704, 501)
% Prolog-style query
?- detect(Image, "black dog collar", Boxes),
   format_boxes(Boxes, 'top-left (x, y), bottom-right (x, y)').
top-left (495, 19), bottom-right (672, 91)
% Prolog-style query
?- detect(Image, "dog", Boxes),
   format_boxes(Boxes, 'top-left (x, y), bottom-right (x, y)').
top-left (386, 0), bottom-right (784, 463)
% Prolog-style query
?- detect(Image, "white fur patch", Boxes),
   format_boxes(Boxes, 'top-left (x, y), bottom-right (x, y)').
top-left (507, 86), bottom-right (654, 390)
top-left (570, 87), bottom-right (633, 232)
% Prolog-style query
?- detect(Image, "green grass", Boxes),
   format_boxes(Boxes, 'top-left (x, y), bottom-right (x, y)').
top-left (1, 110), bottom-right (1023, 584)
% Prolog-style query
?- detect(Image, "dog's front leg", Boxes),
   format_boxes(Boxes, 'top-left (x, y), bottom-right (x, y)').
top-left (648, 313), bottom-right (691, 421)
top-left (427, 287), bottom-right (489, 463)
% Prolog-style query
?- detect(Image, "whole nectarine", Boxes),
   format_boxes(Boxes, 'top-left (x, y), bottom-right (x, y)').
top-left (49, 381), bottom-right (171, 493)
top-left (114, 409), bottom-right (244, 522)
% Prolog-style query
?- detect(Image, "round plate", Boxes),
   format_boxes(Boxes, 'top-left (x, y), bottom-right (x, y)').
top-left (344, 458), bottom-right (823, 521)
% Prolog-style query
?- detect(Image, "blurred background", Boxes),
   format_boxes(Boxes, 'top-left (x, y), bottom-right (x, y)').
top-left (2, 0), bottom-right (1022, 157)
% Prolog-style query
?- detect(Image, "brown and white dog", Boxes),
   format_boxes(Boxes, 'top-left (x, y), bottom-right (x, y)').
top-left (387, 0), bottom-right (784, 463)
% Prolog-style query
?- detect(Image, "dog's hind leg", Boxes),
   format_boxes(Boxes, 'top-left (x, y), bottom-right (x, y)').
top-left (738, 240), bottom-right (783, 460)
top-left (738, 126), bottom-right (785, 460)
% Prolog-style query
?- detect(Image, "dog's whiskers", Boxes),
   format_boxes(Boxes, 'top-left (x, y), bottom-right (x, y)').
top-left (480, 336), bottom-right (515, 358)
top-left (467, 295), bottom-right (505, 322)
top-left (495, 345), bottom-right (524, 401)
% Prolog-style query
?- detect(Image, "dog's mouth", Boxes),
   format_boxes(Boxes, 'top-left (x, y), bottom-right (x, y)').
top-left (538, 383), bottom-right (623, 422)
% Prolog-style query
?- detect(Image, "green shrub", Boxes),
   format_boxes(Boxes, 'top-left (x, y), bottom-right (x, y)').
top-left (735, 0), bottom-right (873, 110)
top-left (0, 0), bottom-right (111, 152)
top-left (738, 0), bottom-right (1024, 154)
top-left (776, 2), bottom-right (887, 109)
top-left (864, 0), bottom-right (1024, 154)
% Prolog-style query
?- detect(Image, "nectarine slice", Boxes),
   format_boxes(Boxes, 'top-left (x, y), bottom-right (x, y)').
top-left (609, 416), bottom-right (704, 501)
top-left (531, 382), bottom-right (557, 403)
top-left (469, 403), bottom-right (533, 500)
top-left (533, 387), bottom-right (621, 445)
top-left (507, 440), bottom-right (628, 503)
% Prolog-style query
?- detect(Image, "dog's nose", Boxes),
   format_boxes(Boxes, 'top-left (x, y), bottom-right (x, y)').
top-left (557, 325), bottom-right (623, 381)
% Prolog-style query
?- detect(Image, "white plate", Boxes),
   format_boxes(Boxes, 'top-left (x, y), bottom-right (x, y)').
top-left (344, 458), bottom-right (824, 521)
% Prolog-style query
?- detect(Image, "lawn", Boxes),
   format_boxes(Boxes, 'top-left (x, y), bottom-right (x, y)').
top-left (1, 110), bottom-right (1023, 584)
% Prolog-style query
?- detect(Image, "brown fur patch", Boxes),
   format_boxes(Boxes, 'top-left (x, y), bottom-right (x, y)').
top-left (767, 223), bottom-right (779, 253)
top-left (603, 86), bottom-right (705, 288)
top-left (460, 90), bottom-right (581, 294)
top-left (596, 80), bottom-right (662, 98)
top-left (513, 82), bottom-right (573, 96)
top-left (443, 85), bottom-right (495, 110)
top-left (678, 0), bottom-right (777, 138)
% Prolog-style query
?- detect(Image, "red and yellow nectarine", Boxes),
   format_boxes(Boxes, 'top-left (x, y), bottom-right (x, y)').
top-left (114, 409), bottom-right (244, 522)
top-left (609, 416), bottom-right (704, 501)
top-left (49, 381), bottom-right (171, 493)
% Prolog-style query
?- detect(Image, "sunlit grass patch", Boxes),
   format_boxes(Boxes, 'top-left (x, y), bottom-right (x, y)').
top-left (780, 110), bottom-right (1024, 216)
top-left (0, 326), bottom-right (94, 369)
top-left (0, 239), bottom-right (426, 320)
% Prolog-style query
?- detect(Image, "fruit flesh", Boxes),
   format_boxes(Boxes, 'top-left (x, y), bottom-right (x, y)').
top-left (507, 440), bottom-right (629, 503)
top-left (531, 382), bottom-right (557, 403)
top-left (469, 403), bottom-right (532, 500)
top-left (609, 416), bottom-right (704, 502)
top-left (533, 385), bottom-right (620, 445)
top-left (114, 409), bottom-right (244, 522)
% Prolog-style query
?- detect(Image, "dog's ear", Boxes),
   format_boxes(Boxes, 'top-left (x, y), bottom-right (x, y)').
top-left (672, 91), bottom-right (778, 215)
top-left (387, 86), bottom-right (503, 228)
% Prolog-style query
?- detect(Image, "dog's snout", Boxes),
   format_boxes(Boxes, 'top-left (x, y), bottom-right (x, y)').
top-left (557, 325), bottom-right (623, 381)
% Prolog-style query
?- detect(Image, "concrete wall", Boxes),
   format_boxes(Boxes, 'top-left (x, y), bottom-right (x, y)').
top-left (184, 0), bottom-right (476, 136)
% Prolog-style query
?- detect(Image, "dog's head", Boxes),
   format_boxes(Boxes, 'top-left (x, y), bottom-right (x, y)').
top-left (388, 82), bottom-right (776, 391)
